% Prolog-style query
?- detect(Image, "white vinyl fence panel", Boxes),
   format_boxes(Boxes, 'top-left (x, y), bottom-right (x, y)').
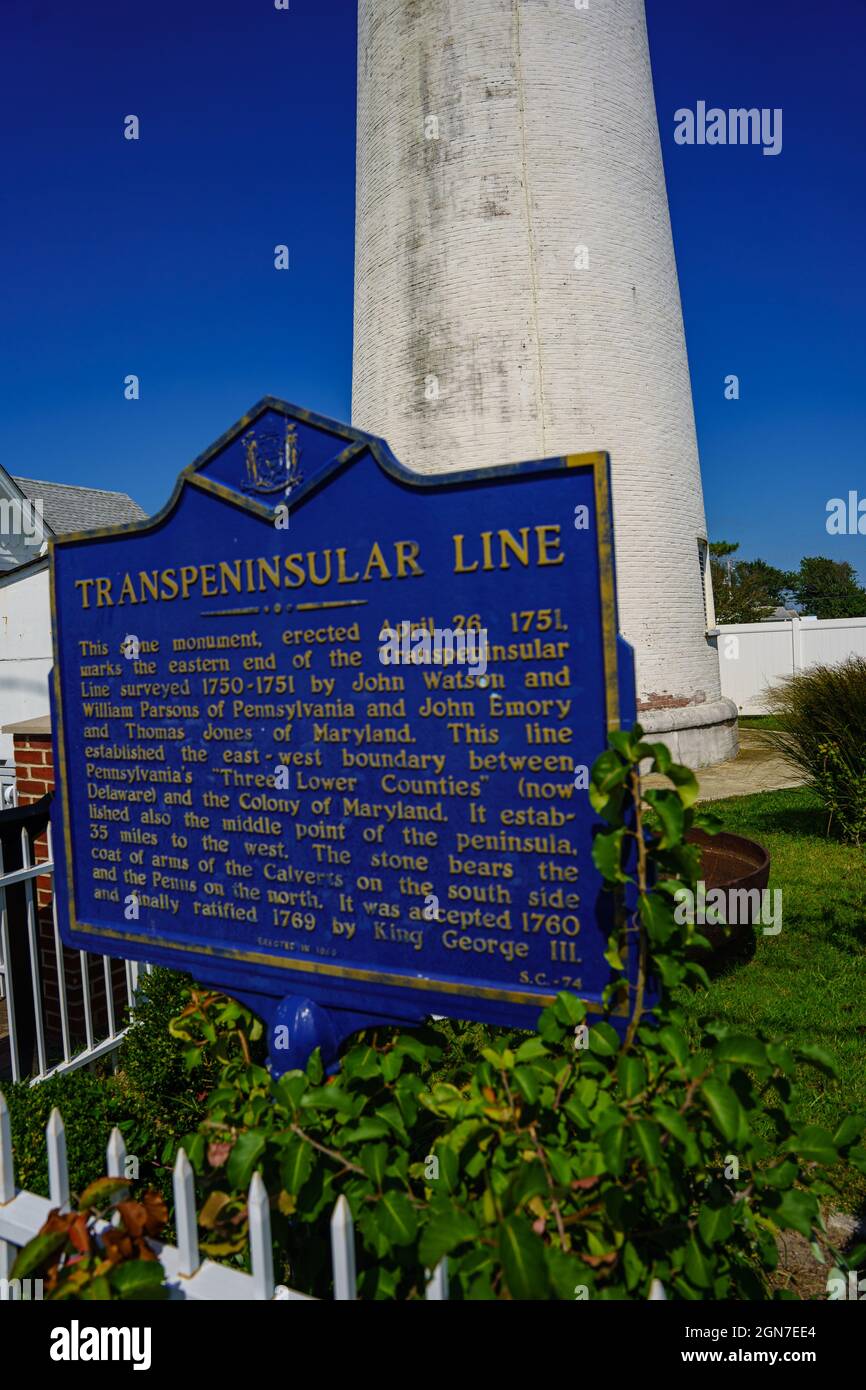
top-left (714, 616), bottom-right (866, 715)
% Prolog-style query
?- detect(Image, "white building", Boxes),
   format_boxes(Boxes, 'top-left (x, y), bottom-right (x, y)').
top-left (0, 468), bottom-right (145, 799)
top-left (352, 0), bottom-right (737, 767)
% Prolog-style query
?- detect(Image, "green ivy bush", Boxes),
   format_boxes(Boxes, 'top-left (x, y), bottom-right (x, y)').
top-left (2, 968), bottom-right (210, 1206)
top-left (3, 1070), bottom-right (130, 1199)
top-left (114, 966), bottom-right (217, 1185)
top-left (171, 728), bottom-right (866, 1300)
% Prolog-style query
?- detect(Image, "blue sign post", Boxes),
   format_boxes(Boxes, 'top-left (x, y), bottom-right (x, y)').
top-left (50, 398), bottom-right (637, 1072)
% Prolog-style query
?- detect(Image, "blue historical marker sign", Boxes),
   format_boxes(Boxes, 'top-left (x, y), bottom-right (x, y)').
top-left (50, 398), bottom-right (637, 1070)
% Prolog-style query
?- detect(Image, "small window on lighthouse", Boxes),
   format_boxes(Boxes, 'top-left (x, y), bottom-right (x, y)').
top-left (697, 539), bottom-right (716, 631)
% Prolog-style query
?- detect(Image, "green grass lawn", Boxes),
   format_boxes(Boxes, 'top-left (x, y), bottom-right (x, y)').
top-left (679, 785), bottom-right (866, 1209)
top-left (737, 714), bottom-right (784, 730)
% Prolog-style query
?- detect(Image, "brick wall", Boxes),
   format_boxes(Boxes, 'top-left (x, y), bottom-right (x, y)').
top-left (8, 723), bottom-right (128, 1057)
top-left (13, 730), bottom-right (55, 806)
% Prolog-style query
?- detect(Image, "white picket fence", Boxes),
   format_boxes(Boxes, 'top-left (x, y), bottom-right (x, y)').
top-left (0, 1094), bottom-right (450, 1301)
top-left (713, 614), bottom-right (866, 715)
top-left (0, 820), bottom-right (147, 1084)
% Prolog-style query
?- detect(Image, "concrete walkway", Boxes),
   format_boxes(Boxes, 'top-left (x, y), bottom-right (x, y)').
top-left (645, 730), bottom-right (806, 804)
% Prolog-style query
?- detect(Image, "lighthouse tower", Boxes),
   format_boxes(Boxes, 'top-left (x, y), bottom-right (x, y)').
top-left (352, 0), bottom-right (737, 767)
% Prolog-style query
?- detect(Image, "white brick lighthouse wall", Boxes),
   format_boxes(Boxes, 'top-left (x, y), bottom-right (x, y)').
top-left (352, 0), bottom-right (738, 768)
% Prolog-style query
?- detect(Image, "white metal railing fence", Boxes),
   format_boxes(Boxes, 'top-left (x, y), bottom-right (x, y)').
top-left (0, 820), bottom-right (147, 1085)
top-left (0, 1097), bottom-right (450, 1301)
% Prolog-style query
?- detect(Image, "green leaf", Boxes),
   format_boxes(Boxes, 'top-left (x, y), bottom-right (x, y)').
top-left (589, 1022), bottom-right (620, 1057)
top-left (622, 1239), bottom-right (647, 1291)
top-left (563, 1097), bottom-right (591, 1129)
top-left (546, 1147), bottom-right (574, 1189)
top-left (833, 1114), bottom-right (866, 1148)
top-left (759, 1160), bottom-right (798, 1189)
top-left (340, 1117), bottom-right (391, 1143)
top-left (643, 789), bottom-right (685, 848)
top-left (649, 742), bottom-right (672, 775)
top-left (698, 1203), bottom-right (734, 1246)
top-left (226, 1130), bottom-right (267, 1190)
top-left (607, 730), bottom-right (638, 761)
top-left (589, 781), bottom-right (624, 818)
top-left (513, 1066), bottom-right (540, 1105)
top-left (183, 1132), bottom-right (206, 1174)
top-left (499, 1216), bottom-right (550, 1300)
top-left (766, 1043), bottom-right (796, 1074)
top-left (392, 1034), bottom-right (434, 1064)
top-left (617, 1055), bottom-right (647, 1100)
top-left (845, 1242), bottom-right (866, 1268)
top-left (280, 1137), bottom-right (313, 1195)
top-left (78, 1176), bottom-right (130, 1210)
top-left (599, 1122), bottom-right (629, 1177)
top-left (376, 1101), bottom-right (410, 1142)
top-left (431, 1143), bottom-right (460, 1193)
top-left (659, 1026), bottom-right (689, 1068)
top-left (632, 1120), bottom-right (663, 1168)
top-left (10, 1228), bottom-right (68, 1280)
top-left (684, 1236), bottom-right (713, 1288)
top-left (713, 1036), bottom-right (768, 1068)
top-left (342, 1044), bottom-right (380, 1079)
top-left (111, 1260), bottom-right (168, 1301)
top-left (797, 1044), bottom-right (840, 1078)
top-left (301, 1085), bottom-right (356, 1114)
top-left (685, 959), bottom-right (711, 990)
top-left (590, 749), bottom-right (630, 793)
top-left (418, 1211), bottom-right (478, 1266)
top-left (380, 1050), bottom-right (404, 1083)
top-left (552, 991), bottom-right (587, 1026)
top-left (377, 1190), bottom-right (418, 1247)
top-left (638, 892), bottom-right (675, 944)
top-left (656, 955), bottom-right (687, 989)
top-left (591, 828), bottom-right (629, 883)
top-left (700, 1078), bottom-right (742, 1142)
top-left (653, 1105), bottom-right (689, 1146)
top-left (604, 935), bottom-right (625, 970)
top-left (790, 1126), bottom-right (838, 1167)
top-left (275, 1072), bottom-right (307, 1109)
top-left (85, 1275), bottom-right (114, 1301)
top-left (773, 1189), bottom-right (818, 1239)
top-left (666, 763), bottom-right (701, 808)
top-left (359, 1142), bottom-right (389, 1188)
top-left (537, 1006), bottom-right (566, 1045)
top-left (481, 1046), bottom-right (513, 1070)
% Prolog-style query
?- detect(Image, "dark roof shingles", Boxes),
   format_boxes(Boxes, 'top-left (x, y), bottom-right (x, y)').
top-left (12, 477), bottom-right (146, 535)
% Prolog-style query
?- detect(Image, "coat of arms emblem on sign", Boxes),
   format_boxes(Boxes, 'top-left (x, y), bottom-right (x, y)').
top-left (240, 421), bottom-right (303, 496)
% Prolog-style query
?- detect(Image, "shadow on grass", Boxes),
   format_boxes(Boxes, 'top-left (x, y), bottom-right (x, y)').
top-left (713, 802), bottom-right (829, 841)
top-left (823, 905), bottom-right (866, 952)
top-left (698, 933), bottom-right (758, 979)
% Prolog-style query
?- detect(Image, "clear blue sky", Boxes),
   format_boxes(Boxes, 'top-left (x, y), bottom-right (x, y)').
top-left (2, 1), bottom-right (863, 580)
